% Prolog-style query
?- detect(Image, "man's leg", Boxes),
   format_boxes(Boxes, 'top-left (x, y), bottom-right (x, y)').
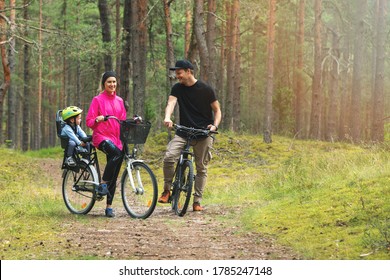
top-left (192, 136), bottom-right (213, 206)
top-left (159, 135), bottom-right (186, 203)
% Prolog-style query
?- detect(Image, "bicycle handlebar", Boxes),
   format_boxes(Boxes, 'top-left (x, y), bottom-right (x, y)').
top-left (104, 115), bottom-right (143, 123)
top-left (173, 123), bottom-right (218, 136)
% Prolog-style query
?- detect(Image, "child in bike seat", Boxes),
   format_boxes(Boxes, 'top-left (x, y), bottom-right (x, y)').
top-left (61, 106), bottom-right (90, 167)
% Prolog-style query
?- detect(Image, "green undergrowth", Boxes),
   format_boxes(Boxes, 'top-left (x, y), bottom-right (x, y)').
top-left (205, 134), bottom-right (389, 260)
top-left (0, 148), bottom-right (64, 259)
top-left (1, 132), bottom-right (389, 260)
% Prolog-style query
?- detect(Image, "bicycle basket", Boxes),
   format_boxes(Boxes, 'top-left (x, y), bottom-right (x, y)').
top-left (120, 120), bottom-right (151, 144)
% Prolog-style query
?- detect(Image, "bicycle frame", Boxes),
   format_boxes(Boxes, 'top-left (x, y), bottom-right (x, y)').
top-left (169, 124), bottom-right (217, 216)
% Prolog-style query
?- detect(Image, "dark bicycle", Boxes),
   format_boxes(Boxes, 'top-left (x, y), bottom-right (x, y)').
top-left (169, 124), bottom-right (217, 216)
top-left (56, 110), bottom-right (158, 219)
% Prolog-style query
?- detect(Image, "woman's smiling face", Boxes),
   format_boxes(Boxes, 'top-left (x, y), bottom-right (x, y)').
top-left (104, 77), bottom-right (117, 94)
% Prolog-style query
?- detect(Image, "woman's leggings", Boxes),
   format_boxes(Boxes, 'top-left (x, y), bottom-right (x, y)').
top-left (98, 140), bottom-right (123, 205)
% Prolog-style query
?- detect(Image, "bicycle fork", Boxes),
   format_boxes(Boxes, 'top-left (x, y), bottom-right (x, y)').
top-left (124, 159), bottom-right (144, 194)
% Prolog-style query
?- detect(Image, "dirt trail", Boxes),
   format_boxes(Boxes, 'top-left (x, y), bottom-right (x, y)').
top-left (44, 159), bottom-right (300, 260)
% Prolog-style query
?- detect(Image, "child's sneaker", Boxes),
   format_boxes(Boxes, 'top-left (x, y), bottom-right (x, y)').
top-left (65, 156), bottom-right (76, 167)
top-left (96, 183), bottom-right (109, 196)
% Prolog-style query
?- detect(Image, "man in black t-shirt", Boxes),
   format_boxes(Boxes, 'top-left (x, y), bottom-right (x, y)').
top-left (158, 60), bottom-right (222, 211)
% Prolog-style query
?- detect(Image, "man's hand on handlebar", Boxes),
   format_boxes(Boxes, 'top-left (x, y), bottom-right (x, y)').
top-left (207, 124), bottom-right (218, 132)
top-left (164, 119), bottom-right (173, 128)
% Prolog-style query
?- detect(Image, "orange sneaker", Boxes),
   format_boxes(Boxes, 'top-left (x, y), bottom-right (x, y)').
top-left (193, 202), bottom-right (204, 211)
top-left (158, 190), bottom-right (171, 203)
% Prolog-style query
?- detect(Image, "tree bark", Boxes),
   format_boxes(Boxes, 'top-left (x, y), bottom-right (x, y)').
top-left (132, 0), bottom-right (148, 116)
top-left (224, 0), bottom-right (236, 130)
top-left (120, 0), bottom-right (132, 105)
top-left (162, 0), bottom-right (176, 130)
top-left (162, 0), bottom-right (175, 87)
top-left (194, 0), bottom-right (209, 82)
top-left (22, 0), bottom-right (30, 151)
top-left (61, 0), bottom-right (67, 109)
top-left (0, 0), bottom-right (11, 144)
top-left (115, 0), bottom-right (121, 77)
top-left (232, 0), bottom-right (241, 132)
top-left (349, 0), bottom-right (367, 142)
top-left (7, 0), bottom-right (16, 147)
top-left (326, 29), bottom-right (339, 141)
top-left (184, 0), bottom-right (192, 58)
top-left (338, 32), bottom-right (350, 141)
top-left (36, 0), bottom-right (43, 149)
top-left (98, 0), bottom-right (113, 71)
top-left (206, 0), bottom-right (217, 89)
top-left (309, 0), bottom-right (322, 139)
top-left (263, 0), bottom-right (276, 144)
top-left (294, 0), bottom-right (305, 137)
top-left (371, 0), bottom-right (385, 142)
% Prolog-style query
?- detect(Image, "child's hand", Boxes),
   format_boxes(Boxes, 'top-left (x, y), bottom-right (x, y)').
top-left (80, 141), bottom-right (86, 147)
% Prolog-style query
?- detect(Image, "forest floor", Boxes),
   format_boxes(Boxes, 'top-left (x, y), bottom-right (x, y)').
top-left (44, 158), bottom-right (301, 260)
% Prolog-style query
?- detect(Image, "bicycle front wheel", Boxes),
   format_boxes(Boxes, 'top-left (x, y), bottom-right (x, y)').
top-left (121, 161), bottom-right (158, 219)
top-left (62, 162), bottom-right (98, 214)
top-left (174, 160), bottom-right (193, 217)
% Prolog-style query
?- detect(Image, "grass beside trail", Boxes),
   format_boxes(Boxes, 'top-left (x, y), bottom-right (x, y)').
top-left (204, 133), bottom-right (389, 260)
top-left (0, 132), bottom-right (389, 260)
top-left (0, 148), bottom-right (65, 259)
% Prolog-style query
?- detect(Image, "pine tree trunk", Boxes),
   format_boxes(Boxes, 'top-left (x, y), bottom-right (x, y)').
top-left (326, 29), bottom-right (339, 141)
top-left (338, 33), bottom-right (350, 140)
top-left (294, 0), bottom-right (305, 137)
top-left (120, 0), bottom-right (132, 105)
top-left (184, 0), bottom-right (192, 58)
top-left (162, 0), bottom-right (176, 131)
top-left (232, 0), bottom-right (241, 132)
top-left (98, 0), bottom-right (113, 71)
top-left (309, 0), bottom-right (322, 139)
top-left (349, 0), bottom-right (366, 142)
top-left (194, 0), bottom-right (209, 82)
top-left (132, 0), bottom-right (147, 116)
top-left (115, 0), bottom-right (121, 77)
top-left (22, 0), bottom-right (30, 151)
top-left (263, 0), bottom-right (276, 144)
top-left (7, 0), bottom-right (16, 147)
top-left (371, 0), bottom-right (385, 142)
top-left (36, 0), bottom-right (43, 149)
top-left (225, 1), bottom-right (236, 130)
top-left (206, 0), bottom-right (217, 89)
top-left (0, 0), bottom-right (11, 144)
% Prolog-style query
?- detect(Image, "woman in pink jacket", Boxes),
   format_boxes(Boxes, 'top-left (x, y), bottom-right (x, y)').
top-left (86, 71), bottom-right (127, 218)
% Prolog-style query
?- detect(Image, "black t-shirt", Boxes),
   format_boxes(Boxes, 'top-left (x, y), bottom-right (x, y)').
top-left (171, 80), bottom-right (217, 133)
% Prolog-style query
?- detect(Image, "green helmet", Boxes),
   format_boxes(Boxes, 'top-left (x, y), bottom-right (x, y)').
top-left (62, 106), bottom-right (82, 121)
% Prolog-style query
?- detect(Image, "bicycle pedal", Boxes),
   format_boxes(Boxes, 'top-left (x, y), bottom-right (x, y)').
top-left (95, 195), bottom-right (104, 201)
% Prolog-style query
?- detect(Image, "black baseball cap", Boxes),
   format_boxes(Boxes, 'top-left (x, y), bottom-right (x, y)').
top-left (169, 60), bottom-right (194, 70)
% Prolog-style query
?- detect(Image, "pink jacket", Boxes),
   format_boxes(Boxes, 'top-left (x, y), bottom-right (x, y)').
top-left (86, 91), bottom-right (127, 150)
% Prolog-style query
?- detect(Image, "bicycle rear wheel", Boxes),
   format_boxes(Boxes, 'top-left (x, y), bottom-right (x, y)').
top-left (173, 160), bottom-right (193, 217)
top-left (62, 162), bottom-right (98, 214)
top-left (121, 161), bottom-right (158, 219)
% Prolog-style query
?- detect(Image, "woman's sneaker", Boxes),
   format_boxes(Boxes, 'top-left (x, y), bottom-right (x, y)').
top-left (65, 156), bottom-right (76, 167)
top-left (105, 208), bottom-right (115, 218)
top-left (96, 183), bottom-right (109, 196)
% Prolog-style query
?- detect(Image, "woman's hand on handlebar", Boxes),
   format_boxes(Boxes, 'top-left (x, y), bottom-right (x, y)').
top-left (95, 115), bottom-right (104, 123)
top-left (95, 115), bottom-right (114, 123)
